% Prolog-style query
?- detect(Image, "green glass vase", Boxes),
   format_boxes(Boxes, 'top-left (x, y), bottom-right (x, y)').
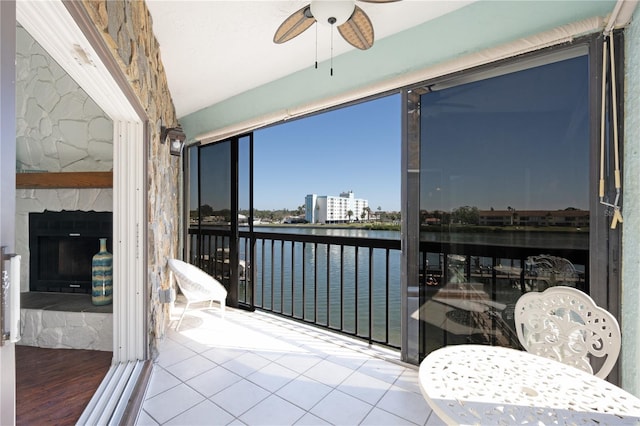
top-left (91, 238), bottom-right (113, 305)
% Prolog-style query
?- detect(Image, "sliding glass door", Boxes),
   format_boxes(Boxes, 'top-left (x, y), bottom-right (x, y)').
top-left (412, 37), bottom-right (621, 368)
top-left (187, 135), bottom-right (253, 309)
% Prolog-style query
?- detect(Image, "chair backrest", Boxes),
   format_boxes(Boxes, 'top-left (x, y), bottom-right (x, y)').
top-left (514, 286), bottom-right (620, 379)
top-left (168, 258), bottom-right (227, 301)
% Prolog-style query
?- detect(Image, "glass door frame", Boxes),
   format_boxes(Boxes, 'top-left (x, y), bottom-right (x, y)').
top-left (401, 33), bottom-right (623, 383)
top-left (186, 133), bottom-right (255, 310)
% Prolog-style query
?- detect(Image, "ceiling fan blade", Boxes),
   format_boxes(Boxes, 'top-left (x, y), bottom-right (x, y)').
top-left (357, 0), bottom-right (401, 3)
top-left (337, 5), bottom-right (374, 50)
top-left (273, 5), bottom-right (315, 44)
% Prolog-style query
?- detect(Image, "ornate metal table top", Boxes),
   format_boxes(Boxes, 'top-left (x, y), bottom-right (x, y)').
top-left (419, 345), bottom-right (640, 425)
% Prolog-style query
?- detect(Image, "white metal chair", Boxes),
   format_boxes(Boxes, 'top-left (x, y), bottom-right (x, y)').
top-left (168, 258), bottom-right (227, 330)
top-left (514, 286), bottom-right (620, 379)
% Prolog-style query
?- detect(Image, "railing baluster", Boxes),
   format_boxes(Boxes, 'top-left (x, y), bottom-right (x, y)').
top-left (270, 239), bottom-right (275, 310)
top-left (314, 242), bottom-right (318, 324)
top-left (260, 238), bottom-right (266, 308)
top-left (355, 246), bottom-right (359, 336)
top-left (291, 241), bottom-right (296, 318)
top-left (369, 247), bottom-right (373, 345)
top-left (326, 243), bottom-right (330, 327)
top-left (465, 254), bottom-right (471, 282)
top-left (385, 248), bottom-right (390, 345)
top-left (280, 240), bottom-right (285, 314)
top-left (208, 235), bottom-right (213, 274)
top-left (340, 245), bottom-right (344, 332)
top-left (302, 242), bottom-right (307, 320)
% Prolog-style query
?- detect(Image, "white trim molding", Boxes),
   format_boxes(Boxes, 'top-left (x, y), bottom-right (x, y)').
top-left (16, 0), bottom-right (147, 362)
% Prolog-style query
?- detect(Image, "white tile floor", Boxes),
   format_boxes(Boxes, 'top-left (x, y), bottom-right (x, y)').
top-left (136, 297), bottom-right (445, 425)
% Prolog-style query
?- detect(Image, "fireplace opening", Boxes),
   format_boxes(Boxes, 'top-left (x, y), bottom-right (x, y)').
top-left (29, 210), bottom-right (112, 293)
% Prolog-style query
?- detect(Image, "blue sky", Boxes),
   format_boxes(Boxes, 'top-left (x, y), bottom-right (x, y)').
top-left (253, 94), bottom-right (401, 211)
top-left (195, 54), bottom-right (589, 215)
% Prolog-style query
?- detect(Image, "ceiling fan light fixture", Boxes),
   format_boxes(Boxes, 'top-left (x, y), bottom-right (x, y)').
top-left (310, 0), bottom-right (355, 26)
top-left (274, 0), bottom-right (396, 52)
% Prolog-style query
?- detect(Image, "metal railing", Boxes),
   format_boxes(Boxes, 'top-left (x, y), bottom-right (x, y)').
top-left (251, 231), bottom-right (401, 348)
top-left (188, 228), bottom-right (402, 348)
top-left (188, 227), bottom-right (589, 354)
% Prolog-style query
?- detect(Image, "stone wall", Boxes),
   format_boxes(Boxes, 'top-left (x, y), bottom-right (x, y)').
top-left (20, 309), bottom-right (112, 351)
top-left (16, 25), bottom-right (113, 173)
top-left (15, 25), bottom-right (113, 291)
top-left (80, 0), bottom-right (180, 358)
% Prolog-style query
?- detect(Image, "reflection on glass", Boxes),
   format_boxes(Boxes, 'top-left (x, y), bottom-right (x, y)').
top-left (199, 143), bottom-right (231, 225)
top-left (190, 142), bottom-right (231, 286)
top-left (238, 135), bottom-right (252, 303)
top-left (238, 135), bottom-right (251, 223)
top-left (418, 55), bottom-right (590, 357)
top-left (188, 145), bottom-right (199, 227)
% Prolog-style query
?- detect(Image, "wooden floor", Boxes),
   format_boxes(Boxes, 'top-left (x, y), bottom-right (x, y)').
top-left (16, 346), bottom-right (112, 426)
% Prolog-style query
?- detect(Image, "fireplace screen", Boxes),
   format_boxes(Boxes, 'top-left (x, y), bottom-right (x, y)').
top-left (29, 211), bottom-right (112, 293)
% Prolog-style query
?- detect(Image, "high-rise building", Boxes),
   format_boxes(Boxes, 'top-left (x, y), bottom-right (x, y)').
top-left (305, 191), bottom-right (369, 224)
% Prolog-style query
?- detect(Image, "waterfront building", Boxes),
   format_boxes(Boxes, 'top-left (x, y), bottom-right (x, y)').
top-left (478, 209), bottom-right (590, 228)
top-left (305, 191), bottom-right (369, 224)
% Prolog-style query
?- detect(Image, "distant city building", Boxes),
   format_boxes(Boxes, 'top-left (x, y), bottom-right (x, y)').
top-left (305, 191), bottom-right (369, 224)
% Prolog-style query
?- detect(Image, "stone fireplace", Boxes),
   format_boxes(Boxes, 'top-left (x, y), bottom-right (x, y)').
top-left (29, 210), bottom-right (112, 294)
top-left (13, 186), bottom-right (115, 351)
top-left (16, 206), bottom-right (114, 351)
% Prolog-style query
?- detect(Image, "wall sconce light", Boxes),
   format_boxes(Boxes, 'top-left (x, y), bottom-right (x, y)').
top-left (160, 123), bottom-right (186, 156)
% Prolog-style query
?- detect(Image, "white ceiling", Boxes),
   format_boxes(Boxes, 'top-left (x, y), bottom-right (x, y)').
top-left (145, 0), bottom-right (475, 118)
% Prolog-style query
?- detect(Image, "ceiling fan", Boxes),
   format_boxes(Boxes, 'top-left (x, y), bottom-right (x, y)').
top-left (273, 0), bottom-right (400, 51)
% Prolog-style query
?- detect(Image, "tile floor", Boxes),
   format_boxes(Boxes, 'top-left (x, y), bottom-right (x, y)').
top-left (136, 297), bottom-right (444, 425)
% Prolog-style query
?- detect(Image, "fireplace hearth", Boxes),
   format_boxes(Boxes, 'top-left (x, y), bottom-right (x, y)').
top-left (29, 210), bottom-right (112, 294)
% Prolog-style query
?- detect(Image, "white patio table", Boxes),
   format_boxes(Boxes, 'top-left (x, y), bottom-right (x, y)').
top-left (419, 344), bottom-right (640, 425)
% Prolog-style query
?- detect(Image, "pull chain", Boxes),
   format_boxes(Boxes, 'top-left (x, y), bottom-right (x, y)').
top-left (330, 22), bottom-right (334, 76)
top-left (327, 16), bottom-right (336, 76)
